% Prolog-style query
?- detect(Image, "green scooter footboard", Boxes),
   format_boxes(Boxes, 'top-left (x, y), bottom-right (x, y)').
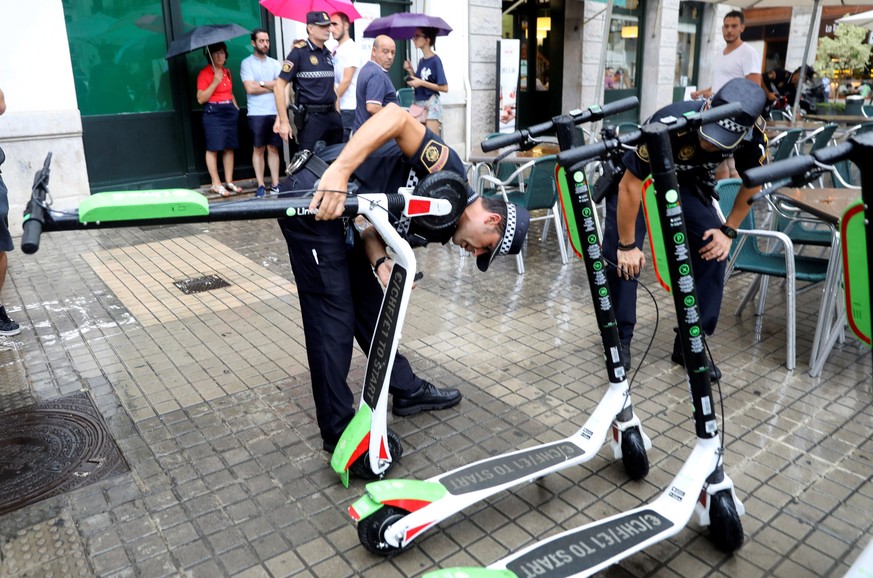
top-left (841, 200), bottom-right (871, 346)
top-left (78, 189), bottom-right (209, 223)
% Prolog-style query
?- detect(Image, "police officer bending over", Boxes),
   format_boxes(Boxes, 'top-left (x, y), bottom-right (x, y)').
top-left (274, 11), bottom-right (343, 150)
top-left (603, 78), bottom-right (767, 379)
top-left (279, 103), bottom-right (530, 452)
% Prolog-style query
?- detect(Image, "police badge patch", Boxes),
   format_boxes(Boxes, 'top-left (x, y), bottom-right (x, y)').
top-left (678, 145), bottom-right (695, 161)
top-left (420, 139), bottom-right (449, 173)
top-left (636, 144), bottom-right (649, 162)
top-left (310, 55), bottom-right (318, 65)
top-left (282, 60), bottom-right (293, 73)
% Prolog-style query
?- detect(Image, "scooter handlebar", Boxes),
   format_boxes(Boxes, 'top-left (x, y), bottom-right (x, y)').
top-left (743, 140), bottom-right (854, 188)
top-left (480, 97), bottom-right (640, 152)
top-left (21, 152), bottom-right (52, 255)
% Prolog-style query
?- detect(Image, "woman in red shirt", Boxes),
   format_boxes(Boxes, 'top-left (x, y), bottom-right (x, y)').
top-left (196, 42), bottom-right (241, 196)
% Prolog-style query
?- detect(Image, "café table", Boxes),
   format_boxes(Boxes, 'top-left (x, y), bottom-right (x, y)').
top-left (468, 143), bottom-right (561, 194)
top-left (804, 114), bottom-right (870, 125)
top-left (773, 187), bottom-right (862, 376)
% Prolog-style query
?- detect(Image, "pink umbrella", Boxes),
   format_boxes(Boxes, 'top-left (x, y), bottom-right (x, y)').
top-left (259, 0), bottom-right (361, 23)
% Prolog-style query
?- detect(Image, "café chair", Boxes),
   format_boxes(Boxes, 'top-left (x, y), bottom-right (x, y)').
top-left (480, 155), bottom-right (568, 274)
top-left (768, 108), bottom-right (792, 122)
top-left (831, 122), bottom-right (873, 188)
top-left (397, 88), bottom-right (414, 110)
top-left (862, 104), bottom-right (873, 118)
top-left (716, 178), bottom-right (830, 370)
top-left (767, 128), bottom-right (803, 163)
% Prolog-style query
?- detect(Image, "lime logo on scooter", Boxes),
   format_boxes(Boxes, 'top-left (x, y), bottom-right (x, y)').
top-left (286, 206), bottom-right (318, 217)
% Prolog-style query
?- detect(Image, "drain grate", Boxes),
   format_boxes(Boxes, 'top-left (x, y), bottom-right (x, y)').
top-left (0, 391), bottom-right (129, 516)
top-left (173, 274), bottom-right (232, 294)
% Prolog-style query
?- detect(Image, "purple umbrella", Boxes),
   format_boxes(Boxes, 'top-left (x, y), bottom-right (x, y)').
top-left (363, 12), bottom-right (452, 39)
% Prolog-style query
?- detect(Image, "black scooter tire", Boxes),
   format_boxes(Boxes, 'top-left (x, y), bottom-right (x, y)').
top-left (708, 489), bottom-right (745, 552)
top-left (620, 427), bottom-right (650, 480)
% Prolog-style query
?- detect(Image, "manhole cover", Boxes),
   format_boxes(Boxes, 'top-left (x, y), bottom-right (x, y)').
top-left (0, 391), bottom-right (129, 516)
top-left (173, 274), bottom-right (231, 294)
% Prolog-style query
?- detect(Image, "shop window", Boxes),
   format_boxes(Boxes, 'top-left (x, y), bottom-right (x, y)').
top-left (676, 2), bottom-right (702, 88)
top-left (605, 1), bottom-right (642, 92)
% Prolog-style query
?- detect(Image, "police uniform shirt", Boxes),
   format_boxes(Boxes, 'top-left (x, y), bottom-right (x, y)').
top-left (279, 39), bottom-right (336, 105)
top-left (622, 100), bottom-right (767, 191)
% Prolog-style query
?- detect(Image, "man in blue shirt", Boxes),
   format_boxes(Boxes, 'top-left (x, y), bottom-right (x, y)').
top-left (353, 35), bottom-right (399, 132)
top-left (240, 28), bottom-right (282, 197)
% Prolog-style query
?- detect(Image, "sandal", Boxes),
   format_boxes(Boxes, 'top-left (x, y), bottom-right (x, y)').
top-left (225, 182), bottom-right (243, 194)
top-left (210, 184), bottom-right (231, 197)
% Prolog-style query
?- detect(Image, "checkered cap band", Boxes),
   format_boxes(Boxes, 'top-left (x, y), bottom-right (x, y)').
top-left (499, 203), bottom-right (517, 255)
top-left (717, 117), bottom-right (750, 134)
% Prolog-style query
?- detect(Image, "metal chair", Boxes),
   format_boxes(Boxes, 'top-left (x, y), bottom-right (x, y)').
top-left (397, 88), bottom-right (414, 109)
top-left (831, 122), bottom-right (873, 188)
top-left (480, 155), bottom-right (568, 274)
top-left (768, 108), bottom-right (793, 122)
top-left (716, 178), bottom-right (830, 370)
top-left (862, 104), bottom-right (873, 118)
top-left (767, 128), bottom-right (803, 163)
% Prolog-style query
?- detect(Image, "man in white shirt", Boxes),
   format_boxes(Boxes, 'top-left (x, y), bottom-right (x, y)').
top-left (240, 28), bottom-right (282, 197)
top-left (330, 12), bottom-right (360, 142)
top-left (691, 10), bottom-right (762, 99)
top-left (691, 10), bottom-right (761, 178)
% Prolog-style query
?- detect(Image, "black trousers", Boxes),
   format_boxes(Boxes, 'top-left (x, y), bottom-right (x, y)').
top-left (297, 109), bottom-right (343, 152)
top-left (278, 169), bottom-right (423, 445)
top-left (602, 185), bottom-right (727, 344)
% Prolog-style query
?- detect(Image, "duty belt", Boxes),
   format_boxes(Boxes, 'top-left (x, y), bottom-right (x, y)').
top-left (297, 103), bottom-right (335, 113)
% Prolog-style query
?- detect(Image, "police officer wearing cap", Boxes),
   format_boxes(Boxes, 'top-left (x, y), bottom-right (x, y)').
top-left (603, 77), bottom-right (767, 379)
top-left (273, 11), bottom-right (343, 150)
top-left (277, 103), bottom-right (530, 453)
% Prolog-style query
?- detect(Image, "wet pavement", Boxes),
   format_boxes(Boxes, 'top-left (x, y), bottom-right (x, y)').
top-left (0, 206), bottom-right (871, 577)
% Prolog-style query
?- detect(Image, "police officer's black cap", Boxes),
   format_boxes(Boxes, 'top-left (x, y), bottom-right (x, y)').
top-left (477, 203), bottom-right (531, 272)
top-left (699, 78), bottom-right (767, 150)
top-left (306, 11), bottom-right (330, 25)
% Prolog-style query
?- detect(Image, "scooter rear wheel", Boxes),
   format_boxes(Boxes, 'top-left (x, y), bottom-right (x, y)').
top-left (708, 489), bottom-right (744, 552)
top-left (349, 428), bottom-right (404, 480)
top-left (620, 427), bottom-right (650, 480)
top-left (358, 505), bottom-right (413, 556)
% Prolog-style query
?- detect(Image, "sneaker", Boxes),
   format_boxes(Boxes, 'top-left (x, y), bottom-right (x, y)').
top-left (671, 335), bottom-right (721, 381)
top-left (269, 185), bottom-right (280, 195)
top-left (0, 306), bottom-right (20, 336)
top-left (392, 380), bottom-right (462, 417)
top-left (255, 185), bottom-right (266, 198)
top-left (620, 341), bottom-right (631, 372)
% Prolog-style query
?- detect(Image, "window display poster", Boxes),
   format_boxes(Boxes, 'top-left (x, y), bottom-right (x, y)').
top-left (497, 39), bottom-right (520, 133)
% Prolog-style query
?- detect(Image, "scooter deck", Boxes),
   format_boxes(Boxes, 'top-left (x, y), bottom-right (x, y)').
top-left (350, 379), bottom-right (644, 547)
top-left (424, 437), bottom-right (722, 578)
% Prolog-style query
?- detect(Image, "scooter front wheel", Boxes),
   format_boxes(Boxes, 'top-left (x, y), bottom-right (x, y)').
top-left (349, 428), bottom-right (404, 480)
top-left (621, 427), bottom-right (650, 480)
top-left (357, 505), bottom-right (413, 556)
top-left (708, 489), bottom-right (744, 552)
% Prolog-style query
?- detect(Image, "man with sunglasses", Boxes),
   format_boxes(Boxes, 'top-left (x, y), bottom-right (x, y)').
top-left (602, 78), bottom-right (767, 379)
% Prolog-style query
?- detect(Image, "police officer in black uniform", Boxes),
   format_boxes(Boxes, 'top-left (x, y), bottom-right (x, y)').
top-left (603, 78), bottom-right (767, 379)
top-left (274, 11), bottom-right (343, 151)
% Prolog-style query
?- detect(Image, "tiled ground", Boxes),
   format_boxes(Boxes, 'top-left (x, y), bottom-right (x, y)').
top-left (0, 212), bottom-right (870, 577)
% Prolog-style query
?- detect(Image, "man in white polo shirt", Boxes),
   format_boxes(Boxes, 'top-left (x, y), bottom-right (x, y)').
top-left (240, 28), bottom-right (283, 197)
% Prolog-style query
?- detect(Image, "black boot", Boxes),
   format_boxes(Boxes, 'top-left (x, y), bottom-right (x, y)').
top-left (620, 341), bottom-right (631, 372)
top-left (671, 335), bottom-right (722, 381)
top-left (392, 381), bottom-right (462, 416)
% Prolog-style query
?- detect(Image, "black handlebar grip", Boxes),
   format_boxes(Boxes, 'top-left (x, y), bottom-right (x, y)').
top-left (688, 101), bottom-right (743, 127)
top-left (594, 96), bottom-right (640, 121)
top-left (557, 140), bottom-right (611, 168)
top-left (20, 216), bottom-right (44, 255)
top-left (481, 131), bottom-right (526, 152)
top-left (742, 155), bottom-right (815, 188)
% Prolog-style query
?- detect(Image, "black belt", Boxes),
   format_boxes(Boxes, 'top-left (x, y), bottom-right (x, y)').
top-left (298, 103), bottom-right (335, 113)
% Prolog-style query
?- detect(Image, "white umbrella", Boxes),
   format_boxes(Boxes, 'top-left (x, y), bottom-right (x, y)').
top-left (697, 0), bottom-right (869, 122)
top-left (836, 9), bottom-right (873, 30)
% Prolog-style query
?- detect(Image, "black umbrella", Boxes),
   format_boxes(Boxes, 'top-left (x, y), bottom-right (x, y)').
top-left (164, 23), bottom-right (249, 59)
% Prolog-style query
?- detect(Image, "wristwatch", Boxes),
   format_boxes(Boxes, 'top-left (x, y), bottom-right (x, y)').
top-left (259, 81), bottom-right (266, 88)
top-left (719, 224), bottom-right (738, 239)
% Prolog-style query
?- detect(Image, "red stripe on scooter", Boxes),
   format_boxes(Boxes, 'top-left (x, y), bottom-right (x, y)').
top-left (405, 522), bottom-right (434, 542)
top-left (407, 199), bottom-right (430, 215)
top-left (379, 436), bottom-right (388, 460)
top-left (346, 433), bottom-right (371, 470)
top-left (384, 499), bottom-right (432, 513)
top-left (348, 505), bottom-right (361, 521)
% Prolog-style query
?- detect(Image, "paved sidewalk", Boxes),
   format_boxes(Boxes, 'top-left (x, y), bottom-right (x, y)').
top-left (0, 213), bottom-right (870, 577)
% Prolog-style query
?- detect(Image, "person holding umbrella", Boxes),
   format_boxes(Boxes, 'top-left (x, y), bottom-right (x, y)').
top-left (196, 42), bottom-right (242, 197)
top-left (273, 11), bottom-right (343, 151)
top-left (403, 27), bottom-right (448, 134)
